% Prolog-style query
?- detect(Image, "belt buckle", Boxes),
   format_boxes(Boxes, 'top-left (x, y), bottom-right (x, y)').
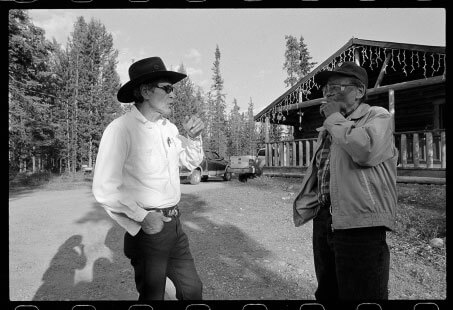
top-left (166, 207), bottom-right (178, 217)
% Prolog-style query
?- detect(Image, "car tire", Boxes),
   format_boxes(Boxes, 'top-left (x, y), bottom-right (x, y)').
top-left (223, 172), bottom-right (232, 181)
top-left (201, 175), bottom-right (208, 182)
top-left (190, 170), bottom-right (201, 185)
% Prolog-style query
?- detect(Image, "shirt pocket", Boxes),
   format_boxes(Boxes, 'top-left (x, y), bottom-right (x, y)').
top-left (170, 137), bottom-right (183, 165)
top-left (130, 147), bottom-right (163, 174)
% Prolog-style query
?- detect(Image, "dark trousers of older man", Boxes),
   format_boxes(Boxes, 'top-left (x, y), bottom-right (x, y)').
top-left (123, 214), bottom-right (203, 300)
top-left (312, 206), bottom-right (390, 300)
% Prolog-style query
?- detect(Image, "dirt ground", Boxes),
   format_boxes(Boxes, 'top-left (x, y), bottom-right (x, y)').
top-left (9, 175), bottom-right (446, 301)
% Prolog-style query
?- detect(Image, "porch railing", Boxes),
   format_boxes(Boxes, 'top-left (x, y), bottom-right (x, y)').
top-left (265, 138), bottom-right (317, 167)
top-left (264, 129), bottom-right (446, 169)
top-left (394, 129), bottom-right (446, 169)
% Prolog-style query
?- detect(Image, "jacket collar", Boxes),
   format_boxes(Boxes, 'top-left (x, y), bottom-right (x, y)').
top-left (131, 105), bottom-right (166, 125)
top-left (347, 103), bottom-right (370, 120)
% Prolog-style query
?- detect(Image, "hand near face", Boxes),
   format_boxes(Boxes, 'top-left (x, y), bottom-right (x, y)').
top-left (183, 115), bottom-right (204, 138)
top-left (320, 99), bottom-right (343, 118)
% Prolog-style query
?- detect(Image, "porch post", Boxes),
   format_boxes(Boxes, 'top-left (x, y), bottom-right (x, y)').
top-left (388, 89), bottom-right (395, 132)
top-left (264, 116), bottom-right (270, 143)
top-left (441, 131), bottom-right (446, 168)
top-left (354, 49), bottom-right (361, 66)
top-left (265, 116), bottom-right (270, 166)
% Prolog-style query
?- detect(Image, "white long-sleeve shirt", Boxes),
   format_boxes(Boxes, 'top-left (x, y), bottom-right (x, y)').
top-left (92, 105), bottom-right (203, 236)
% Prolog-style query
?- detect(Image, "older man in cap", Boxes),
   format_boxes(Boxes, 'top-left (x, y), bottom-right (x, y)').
top-left (93, 57), bottom-right (204, 300)
top-left (293, 61), bottom-right (398, 300)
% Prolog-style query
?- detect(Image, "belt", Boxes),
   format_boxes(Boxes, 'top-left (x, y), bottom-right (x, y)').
top-left (148, 205), bottom-right (180, 217)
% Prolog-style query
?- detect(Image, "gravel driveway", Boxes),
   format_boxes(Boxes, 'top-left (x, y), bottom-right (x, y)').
top-left (9, 176), bottom-right (445, 301)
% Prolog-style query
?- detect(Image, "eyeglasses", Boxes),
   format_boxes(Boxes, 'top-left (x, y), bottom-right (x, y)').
top-left (155, 84), bottom-right (174, 94)
top-left (322, 84), bottom-right (357, 93)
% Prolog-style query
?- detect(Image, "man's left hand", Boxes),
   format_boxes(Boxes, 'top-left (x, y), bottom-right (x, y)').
top-left (320, 100), bottom-right (342, 118)
top-left (183, 115), bottom-right (204, 138)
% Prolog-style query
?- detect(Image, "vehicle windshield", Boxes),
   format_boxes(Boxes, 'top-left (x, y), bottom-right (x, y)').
top-left (204, 150), bottom-right (221, 160)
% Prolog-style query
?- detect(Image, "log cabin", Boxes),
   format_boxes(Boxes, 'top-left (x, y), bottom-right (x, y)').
top-left (254, 38), bottom-right (446, 183)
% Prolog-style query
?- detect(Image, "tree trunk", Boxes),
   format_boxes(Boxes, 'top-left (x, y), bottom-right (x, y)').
top-left (66, 99), bottom-right (71, 172)
top-left (72, 53), bottom-right (80, 173)
top-left (32, 146), bottom-right (36, 173)
top-left (88, 138), bottom-right (93, 168)
top-left (89, 74), bottom-right (94, 168)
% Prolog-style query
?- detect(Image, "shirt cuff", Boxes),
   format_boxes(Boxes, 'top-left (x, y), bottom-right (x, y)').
top-left (118, 198), bottom-right (149, 223)
top-left (135, 207), bottom-right (149, 223)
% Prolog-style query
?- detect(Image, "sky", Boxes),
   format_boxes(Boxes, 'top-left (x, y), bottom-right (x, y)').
top-left (27, 8), bottom-right (445, 115)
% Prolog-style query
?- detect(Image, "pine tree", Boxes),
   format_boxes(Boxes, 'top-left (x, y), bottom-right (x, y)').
top-left (283, 35), bottom-right (300, 88)
top-left (298, 35), bottom-right (317, 77)
top-left (208, 45), bottom-right (227, 156)
top-left (283, 35), bottom-right (317, 87)
top-left (227, 98), bottom-right (241, 156)
top-left (246, 98), bottom-right (257, 155)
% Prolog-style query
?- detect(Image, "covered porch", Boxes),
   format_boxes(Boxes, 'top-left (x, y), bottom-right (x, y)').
top-left (255, 38), bottom-right (446, 184)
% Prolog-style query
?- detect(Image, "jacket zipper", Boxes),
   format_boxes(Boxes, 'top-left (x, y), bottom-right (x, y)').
top-left (361, 170), bottom-right (376, 205)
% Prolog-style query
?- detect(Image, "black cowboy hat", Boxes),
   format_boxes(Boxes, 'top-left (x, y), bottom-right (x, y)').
top-left (117, 57), bottom-right (187, 103)
top-left (314, 61), bottom-right (368, 89)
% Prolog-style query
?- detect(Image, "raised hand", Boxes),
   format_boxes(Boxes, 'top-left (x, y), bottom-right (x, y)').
top-left (182, 115), bottom-right (204, 138)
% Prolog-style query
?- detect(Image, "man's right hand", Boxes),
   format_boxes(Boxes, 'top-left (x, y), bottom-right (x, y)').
top-left (140, 210), bottom-right (172, 235)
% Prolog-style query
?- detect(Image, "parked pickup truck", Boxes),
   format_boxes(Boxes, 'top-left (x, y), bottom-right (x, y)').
top-left (228, 148), bottom-right (266, 179)
top-left (179, 149), bottom-right (232, 185)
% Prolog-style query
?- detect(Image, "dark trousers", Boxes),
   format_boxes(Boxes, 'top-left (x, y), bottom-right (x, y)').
top-left (312, 206), bottom-right (390, 300)
top-left (124, 216), bottom-right (203, 300)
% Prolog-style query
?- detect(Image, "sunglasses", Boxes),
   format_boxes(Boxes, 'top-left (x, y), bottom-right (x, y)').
top-left (155, 84), bottom-right (174, 94)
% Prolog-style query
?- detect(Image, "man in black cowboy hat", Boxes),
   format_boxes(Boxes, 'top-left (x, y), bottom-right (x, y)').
top-left (292, 61), bottom-right (398, 300)
top-left (93, 57), bottom-right (204, 300)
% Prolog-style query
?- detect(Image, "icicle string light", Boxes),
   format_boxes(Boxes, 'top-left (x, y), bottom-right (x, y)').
top-left (260, 45), bottom-right (446, 122)
top-left (431, 53), bottom-right (436, 77)
top-left (434, 54), bottom-right (441, 73)
top-left (410, 51), bottom-right (415, 73)
top-left (361, 46), bottom-right (368, 62)
top-left (423, 52), bottom-right (427, 78)
top-left (376, 46), bottom-right (383, 64)
top-left (402, 50), bottom-right (407, 77)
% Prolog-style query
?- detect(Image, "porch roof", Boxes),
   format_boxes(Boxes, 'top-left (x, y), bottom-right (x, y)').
top-left (254, 38), bottom-right (446, 123)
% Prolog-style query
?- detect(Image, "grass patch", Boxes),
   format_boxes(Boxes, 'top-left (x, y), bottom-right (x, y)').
top-left (394, 183), bottom-right (446, 240)
top-left (9, 171), bottom-right (93, 191)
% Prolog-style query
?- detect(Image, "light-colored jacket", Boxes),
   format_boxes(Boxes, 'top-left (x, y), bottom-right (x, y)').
top-left (293, 103), bottom-right (398, 231)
